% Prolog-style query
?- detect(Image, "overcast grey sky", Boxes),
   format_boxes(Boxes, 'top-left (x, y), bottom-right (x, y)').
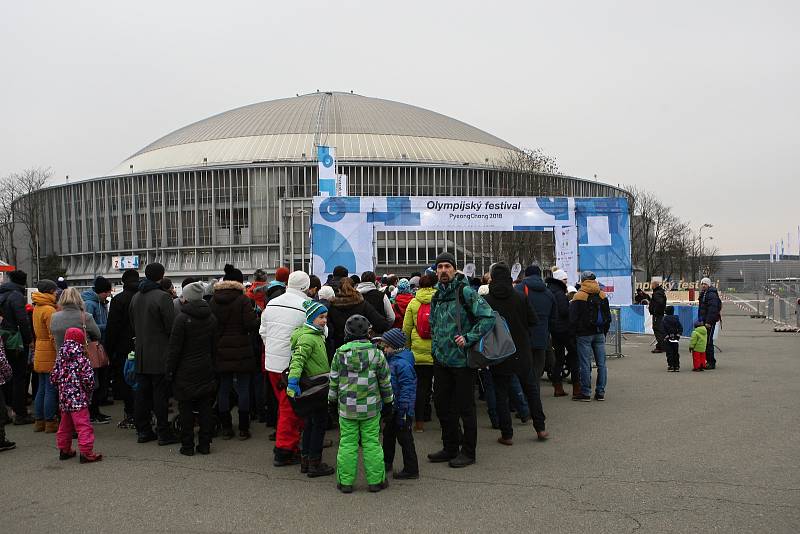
top-left (1, 0), bottom-right (797, 255)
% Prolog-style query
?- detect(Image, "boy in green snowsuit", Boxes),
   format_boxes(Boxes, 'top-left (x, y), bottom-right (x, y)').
top-left (328, 314), bottom-right (394, 493)
top-left (688, 320), bottom-right (708, 372)
top-left (287, 301), bottom-right (335, 477)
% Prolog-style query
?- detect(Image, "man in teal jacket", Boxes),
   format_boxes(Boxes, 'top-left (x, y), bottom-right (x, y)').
top-left (427, 252), bottom-right (495, 468)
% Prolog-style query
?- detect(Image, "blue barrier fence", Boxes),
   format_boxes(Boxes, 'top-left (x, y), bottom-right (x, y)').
top-left (617, 304), bottom-right (699, 336)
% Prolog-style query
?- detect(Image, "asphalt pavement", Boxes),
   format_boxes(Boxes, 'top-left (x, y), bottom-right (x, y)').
top-left (2, 307), bottom-right (798, 533)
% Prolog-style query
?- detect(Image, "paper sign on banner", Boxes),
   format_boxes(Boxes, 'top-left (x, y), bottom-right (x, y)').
top-left (587, 216), bottom-right (612, 246)
top-left (555, 226), bottom-right (578, 286)
top-left (511, 263), bottom-right (522, 281)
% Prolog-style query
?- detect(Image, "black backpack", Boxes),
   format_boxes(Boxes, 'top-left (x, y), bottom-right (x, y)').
top-left (586, 294), bottom-right (609, 331)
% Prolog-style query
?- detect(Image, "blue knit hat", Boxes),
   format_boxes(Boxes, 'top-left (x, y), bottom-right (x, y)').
top-left (397, 278), bottom-right (411, 294)
top-left (304, 300), bottom-right (328, 324)
top-left (379, 328), bottom-right (406, 349)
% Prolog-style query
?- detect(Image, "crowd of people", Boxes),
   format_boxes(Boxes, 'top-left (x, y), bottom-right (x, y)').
top-left (0, 252), bottom-right (614, 491)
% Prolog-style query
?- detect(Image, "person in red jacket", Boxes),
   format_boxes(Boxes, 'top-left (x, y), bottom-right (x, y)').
top-left (392, 279), bottom-right (414, 328)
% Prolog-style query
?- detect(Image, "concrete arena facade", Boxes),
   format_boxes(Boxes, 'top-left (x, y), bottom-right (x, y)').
top-left (23, 92), bottom-right (627, 283)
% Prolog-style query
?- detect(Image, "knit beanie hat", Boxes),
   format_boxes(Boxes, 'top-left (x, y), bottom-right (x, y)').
top-left (275, 267), bottom-right (290, 283)
top-left (288, 271), bottom-right (311, 292)
top-left (182, 281), bottom-right (206, 303)
top-left (223, 264), bottom-right (244, 283)
top-left (145, 262), bottom-right (165, 282)
top-left (253, 268), bottom-right (267, 282)
top-left (9, 270), bottom-right (27, 286)
top-left (396, 278), bottom-right (411, 294)
top-left (318, 286), bottom-right (336, 302)
top-left (36, 279), bottom-right (57, 293)
top-left (525, 264), bottom-right (542, 277)
top-left (93, 276), bottom-right (112, 293)
top-left (580, 270), bottom-right (596, 282)
top-left (379, 328), bottom-right (406, 349)
top-left (332, 265), bottom-right (349, 278)
top-left (551, 269), bottom-right (568, 283)
top-left (694, 320), bottom-right (706, 328)
top-left (700, 277), bottom-right (712, 286)
top-left (121, 269), bottom-right (139, 285)
top-left (304, 300), bottom-right (328, 325)
top-left (409, 276), bottom-right (420, 289)
top-left (435, 251), bottom-right (457, 269)
top-left (344, 314), bottom-right (370, 340)
top-left (64, 327), bottom-right (85, 345)
top-left (56, 276), bottom-right (68, 290)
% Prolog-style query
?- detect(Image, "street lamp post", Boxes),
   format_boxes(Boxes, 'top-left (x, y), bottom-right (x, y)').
top-left (698, 223), bottom-right (713, 280)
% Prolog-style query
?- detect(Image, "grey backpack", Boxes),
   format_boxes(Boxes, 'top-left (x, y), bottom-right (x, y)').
top-left (455, 288), bottom-right (517, 368)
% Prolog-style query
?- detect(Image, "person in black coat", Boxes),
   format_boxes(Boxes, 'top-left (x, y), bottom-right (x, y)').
top-left (129, 263), bottom-right (177, 444)
top-left (166, 281), bottom-right (218, 456)
top-left (209, 265), bottom-right (260, 439)
top-left (105, 269), bottom-right (139, 425)
top-left (649, 279), bottom-right (667, 353)
top-left (0, 270), bottom-right (34, 424)
top-left (545, 270), bottom-right (580, 398)
top-left (482, 263), bottom-right (549, 443)
top-left (325, 277), bottom-right (392, 359)
top-left (698, 278), bottom-right (722, 369)
top-left (661, 306), bottom-right (683, 372)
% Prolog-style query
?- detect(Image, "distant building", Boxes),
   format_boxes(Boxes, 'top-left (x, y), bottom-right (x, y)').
top-left (714, 254), bottom-right (800, 291)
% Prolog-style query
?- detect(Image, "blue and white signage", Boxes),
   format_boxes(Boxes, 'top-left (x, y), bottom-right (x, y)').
top-left (317, 145), bottom-right (338, 197)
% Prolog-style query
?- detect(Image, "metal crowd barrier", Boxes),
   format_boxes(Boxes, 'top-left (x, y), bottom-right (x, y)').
top-left (605, 307), bottom-right (624, 358)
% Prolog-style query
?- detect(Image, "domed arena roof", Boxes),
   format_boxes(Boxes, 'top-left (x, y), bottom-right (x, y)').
top-left (110, 92), bottom-right (518, 175)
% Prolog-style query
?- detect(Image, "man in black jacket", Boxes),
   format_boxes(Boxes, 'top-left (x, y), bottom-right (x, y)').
top-left (130, 263), bottom-right (178, 445)
top-left (698, 277), bottom-right (722, 369)
top-left (105, 269), bottom-right (139, 427)
top-left (545, 269), bottom-right (580, 398)
top-left (569, 271), bottom-right (611, 402)
top-left (649, 278), bottom-right (667, 353)
top-left (0, 270), bottom-right (34, 424)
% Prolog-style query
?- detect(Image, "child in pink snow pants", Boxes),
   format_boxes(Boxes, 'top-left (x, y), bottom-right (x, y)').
top-left (51, 327), bottom-right (103, 463)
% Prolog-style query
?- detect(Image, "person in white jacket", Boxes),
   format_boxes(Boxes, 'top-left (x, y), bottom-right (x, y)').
top-left (259, 270), bottom-right (311, 466)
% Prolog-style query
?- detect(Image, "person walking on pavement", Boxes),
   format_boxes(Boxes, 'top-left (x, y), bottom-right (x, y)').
top-left (0, 270), bottom-right (35, 425)
top-left (649, 277), bottom-right (667, 353)
top-left (129, 262), bottom-right (178, 445)
top-left (259, 270), bottom-right (311, 466)
top-left (545, 269), bottom-right (580, 398)
top-left (482, 263), bottom-right (546, 445)
top-left (105, 269), bottom-right (139, 428)
top-left (569, 271), bottom-right (612, 402)
top-left (427, 252), bottom-right (495, 468)
top-left (698, 277), bottom-right (722, 369)
top-left (31, 280), bottom-right (59, 432)
top-left (210, 264), bottom-right (260, 440)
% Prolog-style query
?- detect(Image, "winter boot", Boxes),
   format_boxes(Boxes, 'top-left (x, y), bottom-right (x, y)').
top-left (80, 451), bottom-right (104, 463)
top-left (219, 411), bottom-right (234, 440)
top-left (553, 383), bottom-right (568, 397)
top-left (45, 420), bottom-right (59, 433)
top-left (571, 381), bottom-right (581, 399)
top-left (33, 420), bottom-right (45, 432)
top-left (237, 411), bottom-right (251, 440)
top-left (300, 455), bottom-right (309, 474)
top-left (59, 449), bottom-right (76, 460)
top-left (306, 458), bottom-right (335, 478)
top-left (273, 447), bottom-right (300, 467)
top-left (368, 478), bottom-right (389, 492)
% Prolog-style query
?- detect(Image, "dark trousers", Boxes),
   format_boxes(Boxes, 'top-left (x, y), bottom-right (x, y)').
top-left (5, 348), bottom-right (29, 417)
top-left (492, 359), bottom-right (546, 438)
top-left (653, 315), bottom-right (665, 350)
top-left (551, 331), bottom-right (579, 384)
top-left (90, 367), bottom-right (110, 416)
top-left (134, 373), bottom-right (171, 437)
top-left (414, 365), bottom-right (434, 422)
top-left (665, 341), bottom-right (680, 369)
top-left (706, 323), bottom-right (717, 365)
top-left (433, 365), bottom-right (477, 459)
top-left (383, 419), bottom-right (419, 474)
top-left (301, 407), bottom-right (328, 460)
top-left (178, 396), bottom-right (213, 449)
top-left (112, 351), bottom-right (134, 416)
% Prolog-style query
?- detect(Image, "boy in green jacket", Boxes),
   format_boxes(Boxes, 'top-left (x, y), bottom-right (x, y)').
top-left (287, 301), bottom-right (334, 477)
top-left (688, 320), bottom-right (708, 372)
top-left (328, 315), bottom-right (394, 493)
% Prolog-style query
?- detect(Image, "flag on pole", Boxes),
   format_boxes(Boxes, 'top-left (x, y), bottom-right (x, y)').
top-left (770, 244), bottom-right (774, 263)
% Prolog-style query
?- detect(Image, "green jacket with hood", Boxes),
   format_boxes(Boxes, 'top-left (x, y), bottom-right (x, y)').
top-left (402, 286), bottom-right (436, 365)
top-left (689, 325), bottom-right (708, 353)
top-left (288, 324), bottom-right (330, 379)
top-left (430, 274), bottom-right (495, 368)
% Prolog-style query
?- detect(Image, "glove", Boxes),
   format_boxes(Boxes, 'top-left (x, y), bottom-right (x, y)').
top-left (381, 401), bottom-right (394, 418)
top-left (286, 377), bottom-right (301, 398)
top-left (394, 410), bottom-right (412, 431)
